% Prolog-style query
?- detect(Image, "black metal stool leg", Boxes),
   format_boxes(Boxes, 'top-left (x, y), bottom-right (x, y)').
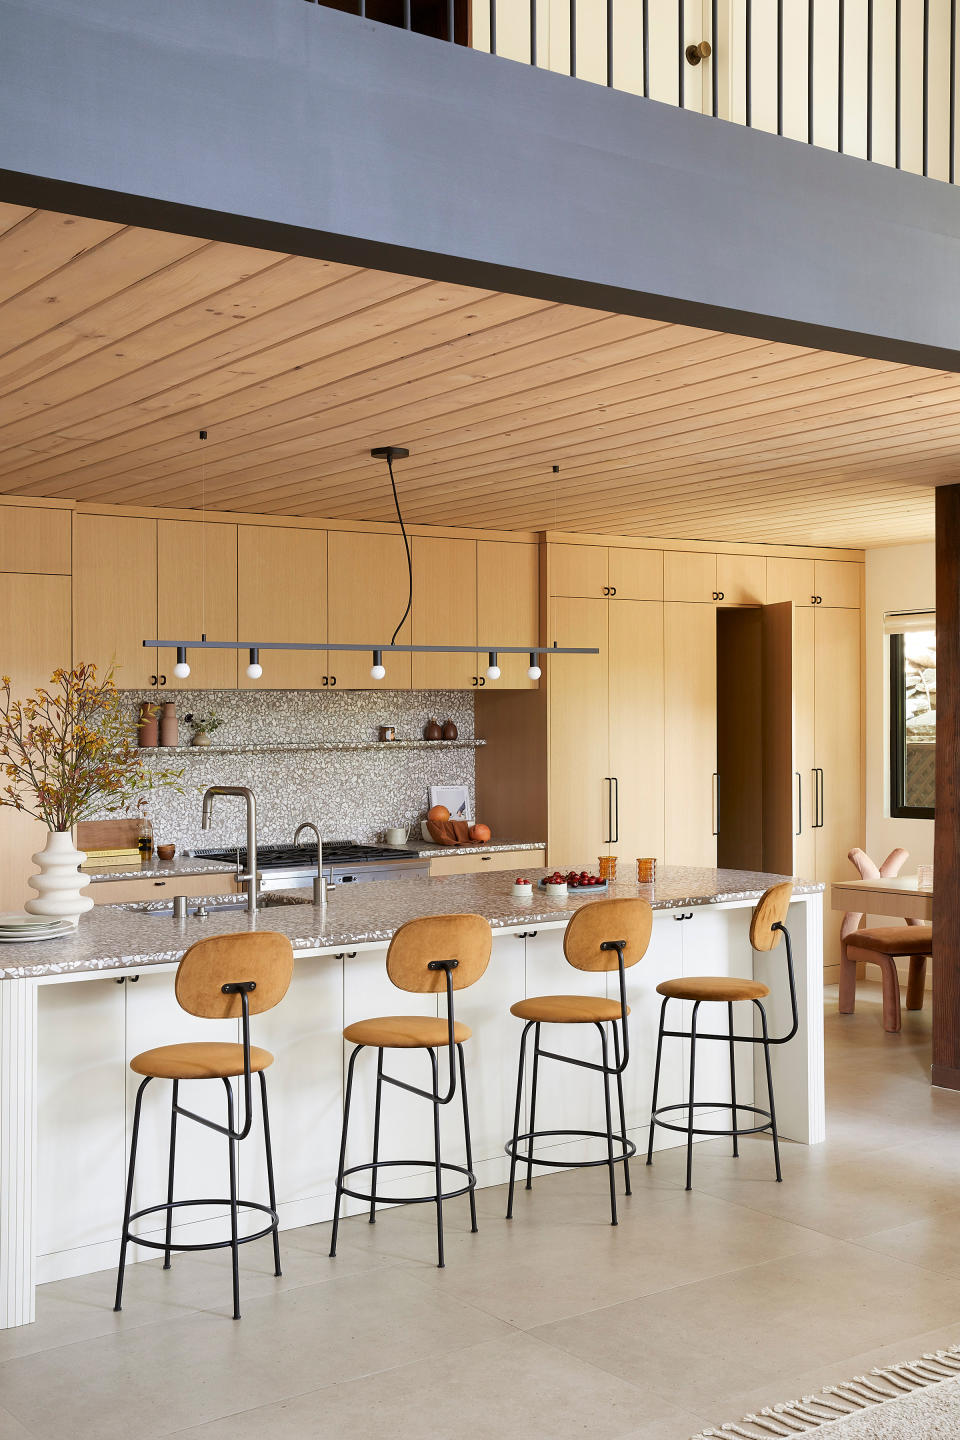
top-left (224, 1079), bottom-right (241, 1319)
top-left (506, 1021), bottom-right (533, 1219)
top-left (429, 1048), bottom-right (445, 1268)
top-left (525, 1022), bottom-right (542, 1190)
top-left (727, 1001), bottom-right (739, 1159)
top-left (757, 1001), bottom-right (783, 1182)
top-left (612, 1022), bottom-right (631, 1195)
top-left (647, 997), bottom-right (668, 1165)
top-left (597, 1023), bottom-right (618, 1226)
top-left (685, 1001), bottom-right (701, 1192)
top-left (115, 1076), bottom-right (151, 1312)
top-left (457, 1043), bottom-right (478, 1233)
top-left (163, 1079), bottom-right (179, 1269)
top-left (369, 1048), bottom-right (384, 1224)
top-left (330, 1045), bottom-right (362, 1258)
top-left (259, 1070), bottom-right (282, 1277)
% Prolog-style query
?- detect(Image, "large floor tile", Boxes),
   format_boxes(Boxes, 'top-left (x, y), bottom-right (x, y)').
top-left (333, 1178), bottom-right (827, 1328)
top-left (530, 1237), bottom-right (960, 1414)
top-left (162, 1331), bottom-right (684, 1440)
top-left (0, 1266), bottom-right (510, 1440)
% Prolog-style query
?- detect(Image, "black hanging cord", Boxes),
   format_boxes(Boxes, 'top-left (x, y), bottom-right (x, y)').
top-left (387, 453), bottom-right (413, 646)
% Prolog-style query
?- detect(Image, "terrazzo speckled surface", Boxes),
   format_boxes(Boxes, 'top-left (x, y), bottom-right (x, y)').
top-left (0, 866), bottom-right (822, 980)
top-left (84, 839), bottom-right (545, 882)
top-left (93, 689), bottom-right (477, 851)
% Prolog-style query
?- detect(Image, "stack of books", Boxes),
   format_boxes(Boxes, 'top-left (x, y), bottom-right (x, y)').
top-left (80, 847), bottom-right (144, 871)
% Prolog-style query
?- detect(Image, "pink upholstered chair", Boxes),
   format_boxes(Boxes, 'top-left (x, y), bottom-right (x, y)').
top-left (839, 847), bottom-right (932, 1032)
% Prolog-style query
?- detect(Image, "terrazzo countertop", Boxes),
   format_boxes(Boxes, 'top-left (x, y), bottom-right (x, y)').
top-left (0, 866), bottom-right (822, 981)
top-left (396, 839), bottom-right (545, 858)
top-left (85, 857), bottom-right (239, 883)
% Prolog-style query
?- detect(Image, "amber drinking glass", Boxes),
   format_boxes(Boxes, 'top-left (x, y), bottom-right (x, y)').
top-left (598, 855), bottom-right (617, 882)
top-left (636, 858), bottom-right (656, 884)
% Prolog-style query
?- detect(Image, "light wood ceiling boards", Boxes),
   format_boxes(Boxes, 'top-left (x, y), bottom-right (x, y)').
top-left (0, 204), bottom-right (943, 547)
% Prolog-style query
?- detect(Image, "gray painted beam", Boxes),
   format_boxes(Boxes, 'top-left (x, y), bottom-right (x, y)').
top-left (1, 0), bottom-right (959, 369)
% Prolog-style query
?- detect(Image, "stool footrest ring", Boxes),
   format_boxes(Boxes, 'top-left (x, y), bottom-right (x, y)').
top-left (338, 1158), bottom-right (476, 1206)
top-left (650, 1100), bottom-right (773, 1140)
top-left (505, 1128), bottom-right (636, 1169)
top-left (123, 1198), bottom-right (278, 1253)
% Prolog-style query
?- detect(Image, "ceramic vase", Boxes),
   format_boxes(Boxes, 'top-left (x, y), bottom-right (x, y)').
top-left (190, 730), bottom-right (211, 747)
top-left (158, 701), bottom-right (178, 747)
top-left (441, 718), bottom-right (458, 740)
top-left (137, 702), bottom-right (159, 748)
top-left (423, 718), bottom-right (442, 741)
top-left (24, 830), bottom-right (93, 928)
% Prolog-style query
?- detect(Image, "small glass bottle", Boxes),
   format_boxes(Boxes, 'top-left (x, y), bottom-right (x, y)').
top-left (137, 799), bottom-right (154, 860)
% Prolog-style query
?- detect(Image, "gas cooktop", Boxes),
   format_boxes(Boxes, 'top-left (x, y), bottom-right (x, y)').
top-left (193, 841), bottom-right (414, 871)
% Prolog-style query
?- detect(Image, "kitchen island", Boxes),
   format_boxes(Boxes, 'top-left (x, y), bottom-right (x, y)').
top-left (0, 866), bottom-right (823, 1327)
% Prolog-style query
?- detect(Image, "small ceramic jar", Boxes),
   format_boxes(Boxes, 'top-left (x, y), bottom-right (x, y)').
top-left (545, 880), bottom-right (568, 898)
top-left (512, 879), bottom-right (533, 898)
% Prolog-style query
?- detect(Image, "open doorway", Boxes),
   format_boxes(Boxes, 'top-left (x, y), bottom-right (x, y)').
top-left (716, 607), bottom-right (765, 871)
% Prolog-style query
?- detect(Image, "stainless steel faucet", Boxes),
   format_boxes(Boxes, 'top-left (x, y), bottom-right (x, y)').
top-left (294, 822), bottom-right (326, 906)
top-left (202, 786), bottom-right (259, 914)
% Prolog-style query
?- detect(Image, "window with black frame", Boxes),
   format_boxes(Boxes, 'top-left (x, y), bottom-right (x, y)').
top-left (889, 620), bottom-right (936, 820)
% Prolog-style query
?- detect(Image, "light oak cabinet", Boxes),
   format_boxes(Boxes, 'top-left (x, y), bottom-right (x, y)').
top-left (0, 505), bottom-right (70, 575)
top-left (766, 557), bottom-right (816, 607)
top-left (663, 602), bottom-right (718, 866)
top-left (663, 550), bottom-right (717, 602)
top-left (158, 520), bottom-right (238, 690)
top-left (608, 599), bottom-right (665, 863)
top-left (813, 605), bottom-right (862, 973)
top-left (73, 513), bottom-right (158, 687)
top-left (608, 548), bottom-right (663, 601)
top-left (717, 554), bottom-right (766, 605)
top-left (0, 572), bottom-right (72, 911)
top-left (412, 536), bottom-right (478, 689)
top-left (427, 848), bottom-right (545, 876)
top-left (413, 537), bottom-right (538, 690)
top-left (548, 596), bottom-right (610, 867)
top-left (549, 543), bottom-right (608, 598)
top-left (814, 560), bottom-right (862, 609)
top-left (476, 540), bottom-right (539, 689)
top-left (238, 526), bottom-right (327, 689)
top-left (327, 530), bottom-right (412, 690)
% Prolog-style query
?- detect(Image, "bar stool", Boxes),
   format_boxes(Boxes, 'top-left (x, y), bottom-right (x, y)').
top-left (329, 913), bottom-right (492, 1268)
top-left (115, 932), bottom-right (294, 1320)
top-left (505, 897), bottom-right (653, 1226)
top-left (646, 882), bottom-right (797, 1191)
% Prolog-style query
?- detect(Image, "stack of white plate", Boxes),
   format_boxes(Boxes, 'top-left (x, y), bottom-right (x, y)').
top-left (0, 914), bottom-right (74, 943)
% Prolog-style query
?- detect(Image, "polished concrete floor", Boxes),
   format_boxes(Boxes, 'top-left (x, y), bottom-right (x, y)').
top-left (4, 983), bottom-right (960, 1440)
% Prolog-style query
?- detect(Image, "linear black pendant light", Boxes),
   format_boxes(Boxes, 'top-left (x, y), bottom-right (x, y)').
top-left (144, 445), bottom-right (599, 682)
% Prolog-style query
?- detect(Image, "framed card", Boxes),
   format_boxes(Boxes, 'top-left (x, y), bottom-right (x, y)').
top-left (428, 784), bottom-right (471, 822)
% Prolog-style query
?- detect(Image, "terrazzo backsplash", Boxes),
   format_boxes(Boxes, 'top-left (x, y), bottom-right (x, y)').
top-left (91, 690), bottom-right (475, 851)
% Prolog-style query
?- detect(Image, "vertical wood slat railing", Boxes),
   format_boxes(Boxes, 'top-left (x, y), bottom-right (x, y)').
top-left (308, 0), bottom-right (959, 186)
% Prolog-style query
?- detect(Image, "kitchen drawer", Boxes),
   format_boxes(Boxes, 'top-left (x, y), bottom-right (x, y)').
top-left (89, 873), bottom-right (240, 905)
top-left (427, 848), bottom-right (545, 877)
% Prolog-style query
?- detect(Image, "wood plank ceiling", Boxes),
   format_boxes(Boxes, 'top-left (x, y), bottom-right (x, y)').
top-left (0, 204), bottom-right (945, 547)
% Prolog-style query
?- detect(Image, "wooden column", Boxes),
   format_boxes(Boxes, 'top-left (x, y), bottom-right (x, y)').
top-left (933, 485), bottom-right (960, 1088)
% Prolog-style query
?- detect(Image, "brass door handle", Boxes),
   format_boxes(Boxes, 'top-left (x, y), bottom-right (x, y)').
top-left (685, 40), bottom-right (712, 65)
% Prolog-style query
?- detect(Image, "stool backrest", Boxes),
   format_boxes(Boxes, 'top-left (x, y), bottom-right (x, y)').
top-left (387, 913), bottom-right (492, 994)
top-left (175, 932), bottom-right (295, 1018)
top-left (563, 897), bottom-right (653, 972)
top-left (749, 882), bottom-right (794, 951)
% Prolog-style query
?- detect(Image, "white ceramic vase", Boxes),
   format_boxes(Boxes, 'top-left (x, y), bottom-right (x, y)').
top-left (24, 830), bottom-right (94, 928)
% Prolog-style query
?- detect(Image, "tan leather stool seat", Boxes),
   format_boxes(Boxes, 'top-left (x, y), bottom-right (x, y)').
top-left (657, 976), bottom-right (770, 1003)
top-left (342, 1015), bottom-right (472, 1048)
top-left (130, 1041), bottom-right (274, 1080)
top-left (510, 994), bottom-right (630, 1024)
top-left (846, 925), bottom-right (932, 956)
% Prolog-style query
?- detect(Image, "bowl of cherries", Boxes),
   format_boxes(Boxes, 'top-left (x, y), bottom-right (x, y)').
top-left (539, 870), bottom-right (606, 892)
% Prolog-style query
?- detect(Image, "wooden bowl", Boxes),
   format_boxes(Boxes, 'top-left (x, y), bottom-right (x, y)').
top-left (156, 844), bottom-right (176, 862)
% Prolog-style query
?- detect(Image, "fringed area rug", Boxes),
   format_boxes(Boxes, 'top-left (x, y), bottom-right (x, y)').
top-left (691, 1346), bottom-right (960, 1438)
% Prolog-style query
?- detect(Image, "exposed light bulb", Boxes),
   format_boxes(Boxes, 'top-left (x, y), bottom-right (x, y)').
top-left (370, 649), bottom-right (386, 680)
top-left (527, 663), bottom-right (542, 680)
top-left (246, 648), bottom-right (262, 680)
top-left (485, 652), bottom-right (500, 681)
top-left (173, 661), bottom-right (191, 678)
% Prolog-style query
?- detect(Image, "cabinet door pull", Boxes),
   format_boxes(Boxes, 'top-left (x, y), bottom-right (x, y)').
top-left (717, 591), bottom-right (724, 601)
top-left (612, 775), bottom-right (619, 842)
top-left (481, 855), bottom-right (492, 862)
top-left (471, 676), bottom-right (478, 686)
top-left (812, 768), bottom-right (824, 828)
top-left (602, 586), bottom-right (610, 595)
top-left (479, 676), bottom-right (486, 686)
top-left (794, 771), bottom-right (802, 836)
top-left (149, 675), bottom-right (158, 687)
top-left (322, 675), bottom-right (328, 686)
top-left (609, 586), bottom-right (617, 596)
top-left (604, 776), bottom-right (615, 845)
top-left (712, 591), bottom-right (719, 601)
top-left (712, 771), bottom-right (719, 836)
top-left (330, 675), bottom-right (337, 686)
top-left (159, 675), bottom-right (166, 686)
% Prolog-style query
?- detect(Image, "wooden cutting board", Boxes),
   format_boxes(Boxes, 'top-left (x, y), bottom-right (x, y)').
top-left (76, 818), bottom-right (142, 851)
